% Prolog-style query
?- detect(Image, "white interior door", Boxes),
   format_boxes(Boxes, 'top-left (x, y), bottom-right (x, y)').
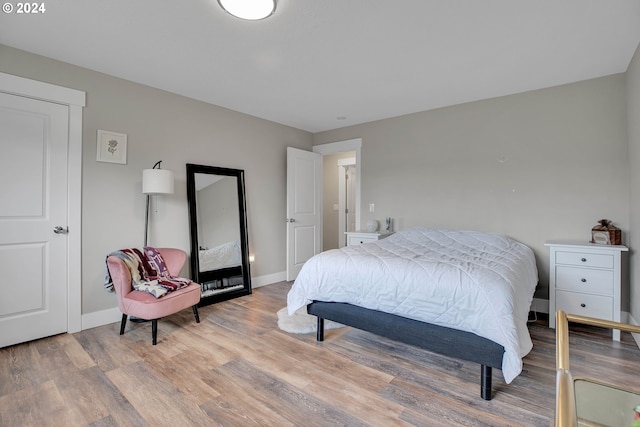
top-left (0, 91), bottom-right (69, 347)
top-left (286, 147), bottom-right (322, 281)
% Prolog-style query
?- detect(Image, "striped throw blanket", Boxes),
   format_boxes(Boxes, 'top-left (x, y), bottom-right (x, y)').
top-left (104, 247), bottom-right (191, 298)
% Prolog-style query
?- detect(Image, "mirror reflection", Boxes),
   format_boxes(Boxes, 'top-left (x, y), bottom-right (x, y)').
top-left (186, 164), bottom-right (251, 306)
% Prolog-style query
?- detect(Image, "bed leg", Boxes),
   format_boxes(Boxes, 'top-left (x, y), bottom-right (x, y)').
top-left (481, 365), bottom-right (492, 400)
top-left (316, 317), bottom-right (325, 342)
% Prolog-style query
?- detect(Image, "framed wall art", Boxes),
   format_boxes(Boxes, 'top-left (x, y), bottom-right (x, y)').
top-left (96, 130), bottom-right (127, 164)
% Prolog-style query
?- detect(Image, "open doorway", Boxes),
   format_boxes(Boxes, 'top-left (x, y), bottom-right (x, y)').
top-left (322, 153), bottom-right (356, 249)
top-left (338, 158), bottom-right (357, 248)
top-left (314, 138), bottom-right (362, 251)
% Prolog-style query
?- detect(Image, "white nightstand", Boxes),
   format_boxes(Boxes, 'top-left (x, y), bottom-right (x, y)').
top-left (545, 240), bottom-right (628, 341)
top-left (345, 231), bottom-right (393, 246)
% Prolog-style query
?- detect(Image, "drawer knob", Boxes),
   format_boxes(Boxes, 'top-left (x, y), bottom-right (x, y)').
top-left (581, 278), bottom-right (587, 283)
top-left (581, 258), bottom-right (587, 262)
top-left (580, 303), bottom-right (586, 308)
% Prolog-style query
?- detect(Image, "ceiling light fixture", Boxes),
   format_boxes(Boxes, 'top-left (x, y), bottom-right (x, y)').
top-left (218, 0), bottom-right (276, 20)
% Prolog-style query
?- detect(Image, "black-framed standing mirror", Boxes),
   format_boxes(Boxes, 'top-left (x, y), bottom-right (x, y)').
top-left (186, 163), bottom-right (251, 306)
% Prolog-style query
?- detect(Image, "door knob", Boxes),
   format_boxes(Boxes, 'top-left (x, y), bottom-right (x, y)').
top-left (53, 226), bottom-right (68, 234)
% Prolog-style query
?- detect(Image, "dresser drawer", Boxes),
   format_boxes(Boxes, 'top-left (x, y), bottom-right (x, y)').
top-left (347, 235), bottom-right (378, 246)
top-left (555, 266), bottom-right (613, 295)
top-left (556, 290), bottom-right (613, 320)
top-left (346, 232), bottom-right (392, 246)
top-left (556, 251), bottom-right (613, 268)
top-left (555, 251), bottom-right (613, 269)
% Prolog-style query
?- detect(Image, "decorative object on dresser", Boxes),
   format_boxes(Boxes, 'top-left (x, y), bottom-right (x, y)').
top-left (186, 164), bottom-right (252, 306)
top-left (344, 230), bottom-right (393, 246)
top-left (545, 240), bottom-right (628, 341)
top-left (365, 218), bottom-right (379, 232)
top-left (590, 219), bottom-right (621, 245)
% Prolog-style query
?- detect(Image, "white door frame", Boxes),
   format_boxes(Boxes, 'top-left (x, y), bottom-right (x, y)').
top-left (313, 138), bottom-right (362, 233)
top-left (0, 72), bottom-right (85, 333)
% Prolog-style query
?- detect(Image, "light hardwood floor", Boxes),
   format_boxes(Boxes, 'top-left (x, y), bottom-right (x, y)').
top-left (1, 281), bottom-right (639, 426)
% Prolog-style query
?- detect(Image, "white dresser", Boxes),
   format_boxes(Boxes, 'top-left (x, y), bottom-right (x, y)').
top-left (545, 240), bottom-right (628, 341)
top-left (345, 231), bottom-right (393, 246)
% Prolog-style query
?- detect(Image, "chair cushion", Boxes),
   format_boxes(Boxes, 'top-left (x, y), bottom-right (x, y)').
top-left (121, 282), bottom-right (201, 320)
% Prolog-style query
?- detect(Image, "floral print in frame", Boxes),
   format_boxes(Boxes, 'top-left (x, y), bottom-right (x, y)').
top-left (97, 129), bottom-right (127, 164)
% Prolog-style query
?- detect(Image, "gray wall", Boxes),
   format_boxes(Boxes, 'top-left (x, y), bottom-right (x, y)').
top-left (313, 75), bottom-right (630, 301)
top-left (628, 43), bottom-right (640, 324)
top-left (0, 45), bottom-right (313, 314)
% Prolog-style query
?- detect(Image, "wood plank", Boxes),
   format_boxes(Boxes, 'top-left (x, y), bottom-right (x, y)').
top-left (198, 366), bottom-right (295, 426)
top-left (255, 330), bottom-right (395, 390)
top-left (384, 377), bottom-right (549, 427)
top-left (58, 332), bottom-right (97, 370)
top-left (0, 340), bottom-right (48, 395)
top-left (0, 380), bottom-right (80, 426)
top-left (73, 323), bottom-right (143, 371)
top-left (132, 343), bottom-right (221, 405)
top-left (52, 365), bottom-right (147, 426)
top-left (207, 358), bottom-right (370, 426)
top-left (106, 361), bottom-right (213, 426)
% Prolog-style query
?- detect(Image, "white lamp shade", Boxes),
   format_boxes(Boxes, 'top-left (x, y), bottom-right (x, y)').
top-left (142, 169), bottom-right (174, 194)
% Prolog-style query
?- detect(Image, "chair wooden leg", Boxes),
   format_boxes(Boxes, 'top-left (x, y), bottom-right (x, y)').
top-left (120, 314), bottom-right (127, 335)
top-left (192, 305), bottom-right (200, 323)
top-left (152, 319), bottom-right (158, 345)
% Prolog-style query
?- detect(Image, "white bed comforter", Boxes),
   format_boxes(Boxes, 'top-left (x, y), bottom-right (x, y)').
top-left (198, 240), bottom-right (242, 271)
top-left (287, 227), bottom-right (538, 383)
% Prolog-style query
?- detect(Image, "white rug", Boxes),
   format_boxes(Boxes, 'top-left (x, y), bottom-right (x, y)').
top-left (277, 307), bottom-right (344, 334)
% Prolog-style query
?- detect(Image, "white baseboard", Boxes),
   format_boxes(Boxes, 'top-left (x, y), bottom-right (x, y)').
top-left (81, 271), bottom-right (288, 331)
top-left (82, 307), bottom-right (121, 330)
top-left (251, 271), bottom-right (287, 288)
top-left (531, 298), bottom-right (549, 314)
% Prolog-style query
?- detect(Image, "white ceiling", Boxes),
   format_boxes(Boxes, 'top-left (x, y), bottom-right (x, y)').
top-left (2, 1), bottom-right (640, 133)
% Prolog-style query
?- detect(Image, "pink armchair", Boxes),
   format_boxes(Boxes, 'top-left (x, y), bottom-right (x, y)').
top-left (107, 248), bottom-right (201, 345)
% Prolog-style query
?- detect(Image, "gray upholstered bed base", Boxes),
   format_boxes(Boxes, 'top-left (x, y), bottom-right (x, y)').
top-left (306, 301), bottom-right (505, 400)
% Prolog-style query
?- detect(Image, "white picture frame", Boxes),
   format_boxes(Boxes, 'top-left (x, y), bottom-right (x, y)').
top-left (96, 130), bottom-right (127, 164)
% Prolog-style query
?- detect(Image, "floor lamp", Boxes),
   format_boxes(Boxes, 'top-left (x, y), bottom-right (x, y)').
top-left (142, 160), bottom-right (174, 247)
